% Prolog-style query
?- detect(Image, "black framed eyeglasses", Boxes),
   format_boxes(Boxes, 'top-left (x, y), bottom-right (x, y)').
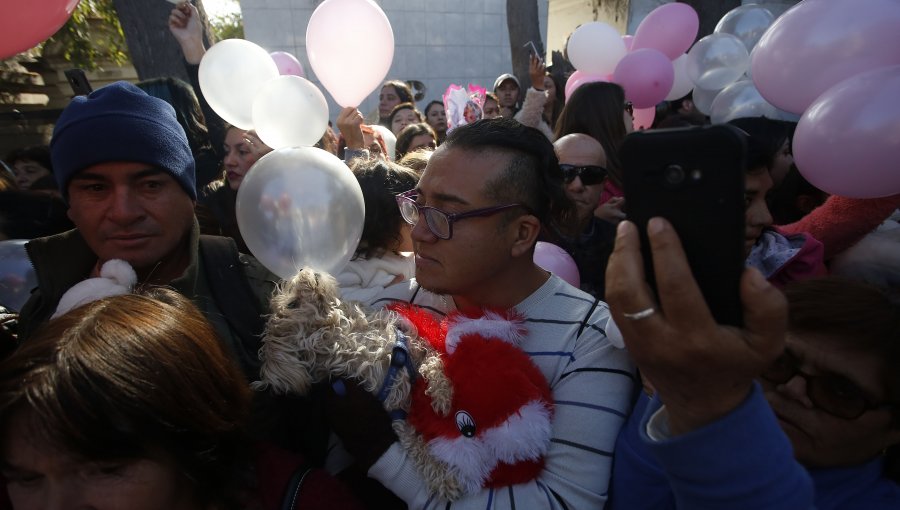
top-left (761, 350), bottom-right (888, 420)
top-left (559, 164), bottom-right (608, 186)
top-left (395, 190), bottom-right (531, 240)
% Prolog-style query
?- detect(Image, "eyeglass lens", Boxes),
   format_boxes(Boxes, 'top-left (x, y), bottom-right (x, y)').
top-left (762, 353), bottom-right (871, 419)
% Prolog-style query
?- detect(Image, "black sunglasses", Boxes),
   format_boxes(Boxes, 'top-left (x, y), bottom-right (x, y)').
top-left (559, 164), bottom-right (608, 186)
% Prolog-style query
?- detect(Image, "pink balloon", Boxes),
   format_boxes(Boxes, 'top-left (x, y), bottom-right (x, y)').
top-left (534, 242), bottom-right (580, 288)
top-left (751, 0), bottom-right (900, 115)
top-left (306, 0), bottom-right (394, 107)
top-left (631, 106), bottom-right (655, 131)
top-left (564, 70), bottom-right (609, 103)
top-left (0, 0), bottom-right (80, 59)
top-left (270, 51), bottom-right (305, 77)
top-left (613, 49), bottom-right (674, 109)
top-left (622, 35), bottom-right (634, 52)
top-left (793, 65), bottom-right (900, 198)
top-left (632, 3), bottom-right (699, 60)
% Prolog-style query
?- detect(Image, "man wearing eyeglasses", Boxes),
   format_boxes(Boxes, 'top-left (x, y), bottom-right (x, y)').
top-left (540, 133), bottom-right (617, 298)
top-left (335, 118), bottom-right (635, 509)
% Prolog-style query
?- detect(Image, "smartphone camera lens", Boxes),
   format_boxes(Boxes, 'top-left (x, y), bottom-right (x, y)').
top-left (664, 164), bottom-right (685, 185)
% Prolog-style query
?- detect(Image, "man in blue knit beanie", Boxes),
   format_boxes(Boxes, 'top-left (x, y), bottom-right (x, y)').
top-left (17, 81), bottom-right (276, 380)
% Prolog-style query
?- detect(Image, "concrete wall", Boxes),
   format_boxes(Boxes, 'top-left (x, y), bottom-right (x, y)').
top-left (241, 0), bottom-right (548, 122)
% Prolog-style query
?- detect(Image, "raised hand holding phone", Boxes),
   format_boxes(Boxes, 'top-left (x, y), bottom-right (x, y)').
top-left (605, 218), bottom-right (787, 435)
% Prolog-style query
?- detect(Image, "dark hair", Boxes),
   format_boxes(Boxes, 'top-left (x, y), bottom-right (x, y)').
top-left (442, 117), bottom-right (575, 228)
top-left (6, 145), bottom-right (52, 172)
top-left (389, 102), bottom-right (424, 127)
top-left (485, 92), bottom-right (500, 104)
top-left (785, 278), bottom-right (900, 399)
top-left (395, 122), bottom-right (436, 160)
top-left (554, 81), bottom-right (628, 187)
top-left (424, 100), bottom-right (443, 118)
top-left (727, 117), bottom-right (791, 171)
top-left (349, 159), bottom-right (419, 259)
top-left (545, 73), bottom-right (565, 128)
top-left (0, 190), bottom-right (73, 239)
top-left (136, 77), bottom-right (211, 156)
top-left (0, 290), bottom-right (253, 509)
top-left (767, 164), bottom-right (828, 224)
top-left (382, 80), bottom-right (414, 105)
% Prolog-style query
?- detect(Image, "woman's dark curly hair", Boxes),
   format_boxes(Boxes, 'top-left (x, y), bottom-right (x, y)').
top-left (349, 159), bottom-right (420, 259)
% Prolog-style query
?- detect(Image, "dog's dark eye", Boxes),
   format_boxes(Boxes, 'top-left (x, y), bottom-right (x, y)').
top-left (455, 410), bottom-right (476, 438)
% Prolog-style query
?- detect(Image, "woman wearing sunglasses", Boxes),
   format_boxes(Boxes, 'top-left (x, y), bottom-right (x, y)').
top-left (609, 277), bottom-right (900, 510)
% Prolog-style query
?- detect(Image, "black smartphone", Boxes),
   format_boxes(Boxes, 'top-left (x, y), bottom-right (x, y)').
top-left (64, 68), bottom-right (93, 96)
top-left (621, 124), bottom-right (747, 327)
top-left (523, 41), bottom-right (540, 59)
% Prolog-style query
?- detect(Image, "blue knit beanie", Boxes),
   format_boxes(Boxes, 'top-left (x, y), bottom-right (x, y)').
top-left (50, 81), bottom-right (197, 199)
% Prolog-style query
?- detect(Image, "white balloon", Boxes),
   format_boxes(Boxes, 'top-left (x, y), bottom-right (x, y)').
top-left (252, 76), bottom-right (329, 149)
top-left (369, 124), bottom-right (396, 161)
top-left (236, 147), bottom-right (364, 279)
top-left (306, 0), bottom-right (394, 107)
top-left (692, 85), bottom-right (721, 116)
top-left (686, 33), bottom-right (749, 90)
top-left (666, 54), bottom-right (694, 101)
top-left (198, 39), bottom-right (280, 129)
top-left (714, 4), bottom-right (775, 52)
top-left (709, 80), bottom-right (780, 124)
top-left (0, 239), bottom-right (36, 312)
top-left (567, 22), bottom-right (627, 76)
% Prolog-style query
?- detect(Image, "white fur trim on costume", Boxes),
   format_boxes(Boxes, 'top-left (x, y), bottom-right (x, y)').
top-left (428, 432), bottom-right (498, 494)
top-left (426, 400), bottom-right (552, 494)
top-left (481, 400), bottom-right (553, 464)
top-left (444, 311), bottom-right (526, 354)
top-left (51, 259), bottom-right (136, 319)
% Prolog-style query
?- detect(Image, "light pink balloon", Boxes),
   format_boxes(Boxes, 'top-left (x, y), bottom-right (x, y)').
top-left (306, 0), bottom-right (394, 107)
top-left (270, 51), bottom-right (305, 77)
top-left (751, 0), bottom-right (900, 115)
top-left (793, 65), bottom-right (900, 198)
top-left (632, 3), bottom-right (699, 60)
top-left (613, 48), bottom-right (674, 109)
top-left (622, 34), bottom-right (634, 52)
top-left (564, 70), bottom-right (609, 103)
top-left (534, 242), bottom-right (580, 288)
top-left (632, 106), bottom-right (655, 130)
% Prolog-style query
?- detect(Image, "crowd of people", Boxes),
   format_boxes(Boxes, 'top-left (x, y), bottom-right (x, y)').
top-left (1, 2), bottom-right (899, 509)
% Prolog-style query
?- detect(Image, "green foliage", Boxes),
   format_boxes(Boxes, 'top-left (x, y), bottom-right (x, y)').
top-left (210, 12), bottom-right (244, 41)
top-left (47, 0), bottom-right (129, 70)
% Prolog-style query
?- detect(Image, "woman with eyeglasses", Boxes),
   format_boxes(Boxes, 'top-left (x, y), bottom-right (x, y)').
top-left (554, 81), bottom-right (633, 225)
top-left (609, 276), bottom-right (900, 510)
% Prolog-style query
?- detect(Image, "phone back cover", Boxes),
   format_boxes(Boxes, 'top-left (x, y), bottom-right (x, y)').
top-left (621, 125), bottom-right (747, 326)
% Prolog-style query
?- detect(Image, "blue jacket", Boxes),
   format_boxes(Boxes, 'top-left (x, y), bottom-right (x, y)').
top-left (609, 385), bottom-right (900, 510)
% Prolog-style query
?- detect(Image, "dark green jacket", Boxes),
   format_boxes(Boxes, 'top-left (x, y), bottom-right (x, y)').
top-left (19, 220), bottom-right (276, 379)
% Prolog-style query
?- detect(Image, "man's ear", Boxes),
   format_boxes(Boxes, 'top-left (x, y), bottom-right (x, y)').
top-left (510, 214), bottom-right (542, 258)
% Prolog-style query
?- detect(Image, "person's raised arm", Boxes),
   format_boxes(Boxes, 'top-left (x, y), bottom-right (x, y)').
top-left (514, 55), bottom-right (550, 136)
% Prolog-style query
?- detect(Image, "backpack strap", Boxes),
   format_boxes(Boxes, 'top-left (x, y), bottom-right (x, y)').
top-left (576, 296), bottom-right (601, 339)
top-left (199, 235), bottom-right (270, 360)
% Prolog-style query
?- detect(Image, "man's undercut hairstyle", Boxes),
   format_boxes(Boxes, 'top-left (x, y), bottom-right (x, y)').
top-left (440, 117), bottom-right (574, 226)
